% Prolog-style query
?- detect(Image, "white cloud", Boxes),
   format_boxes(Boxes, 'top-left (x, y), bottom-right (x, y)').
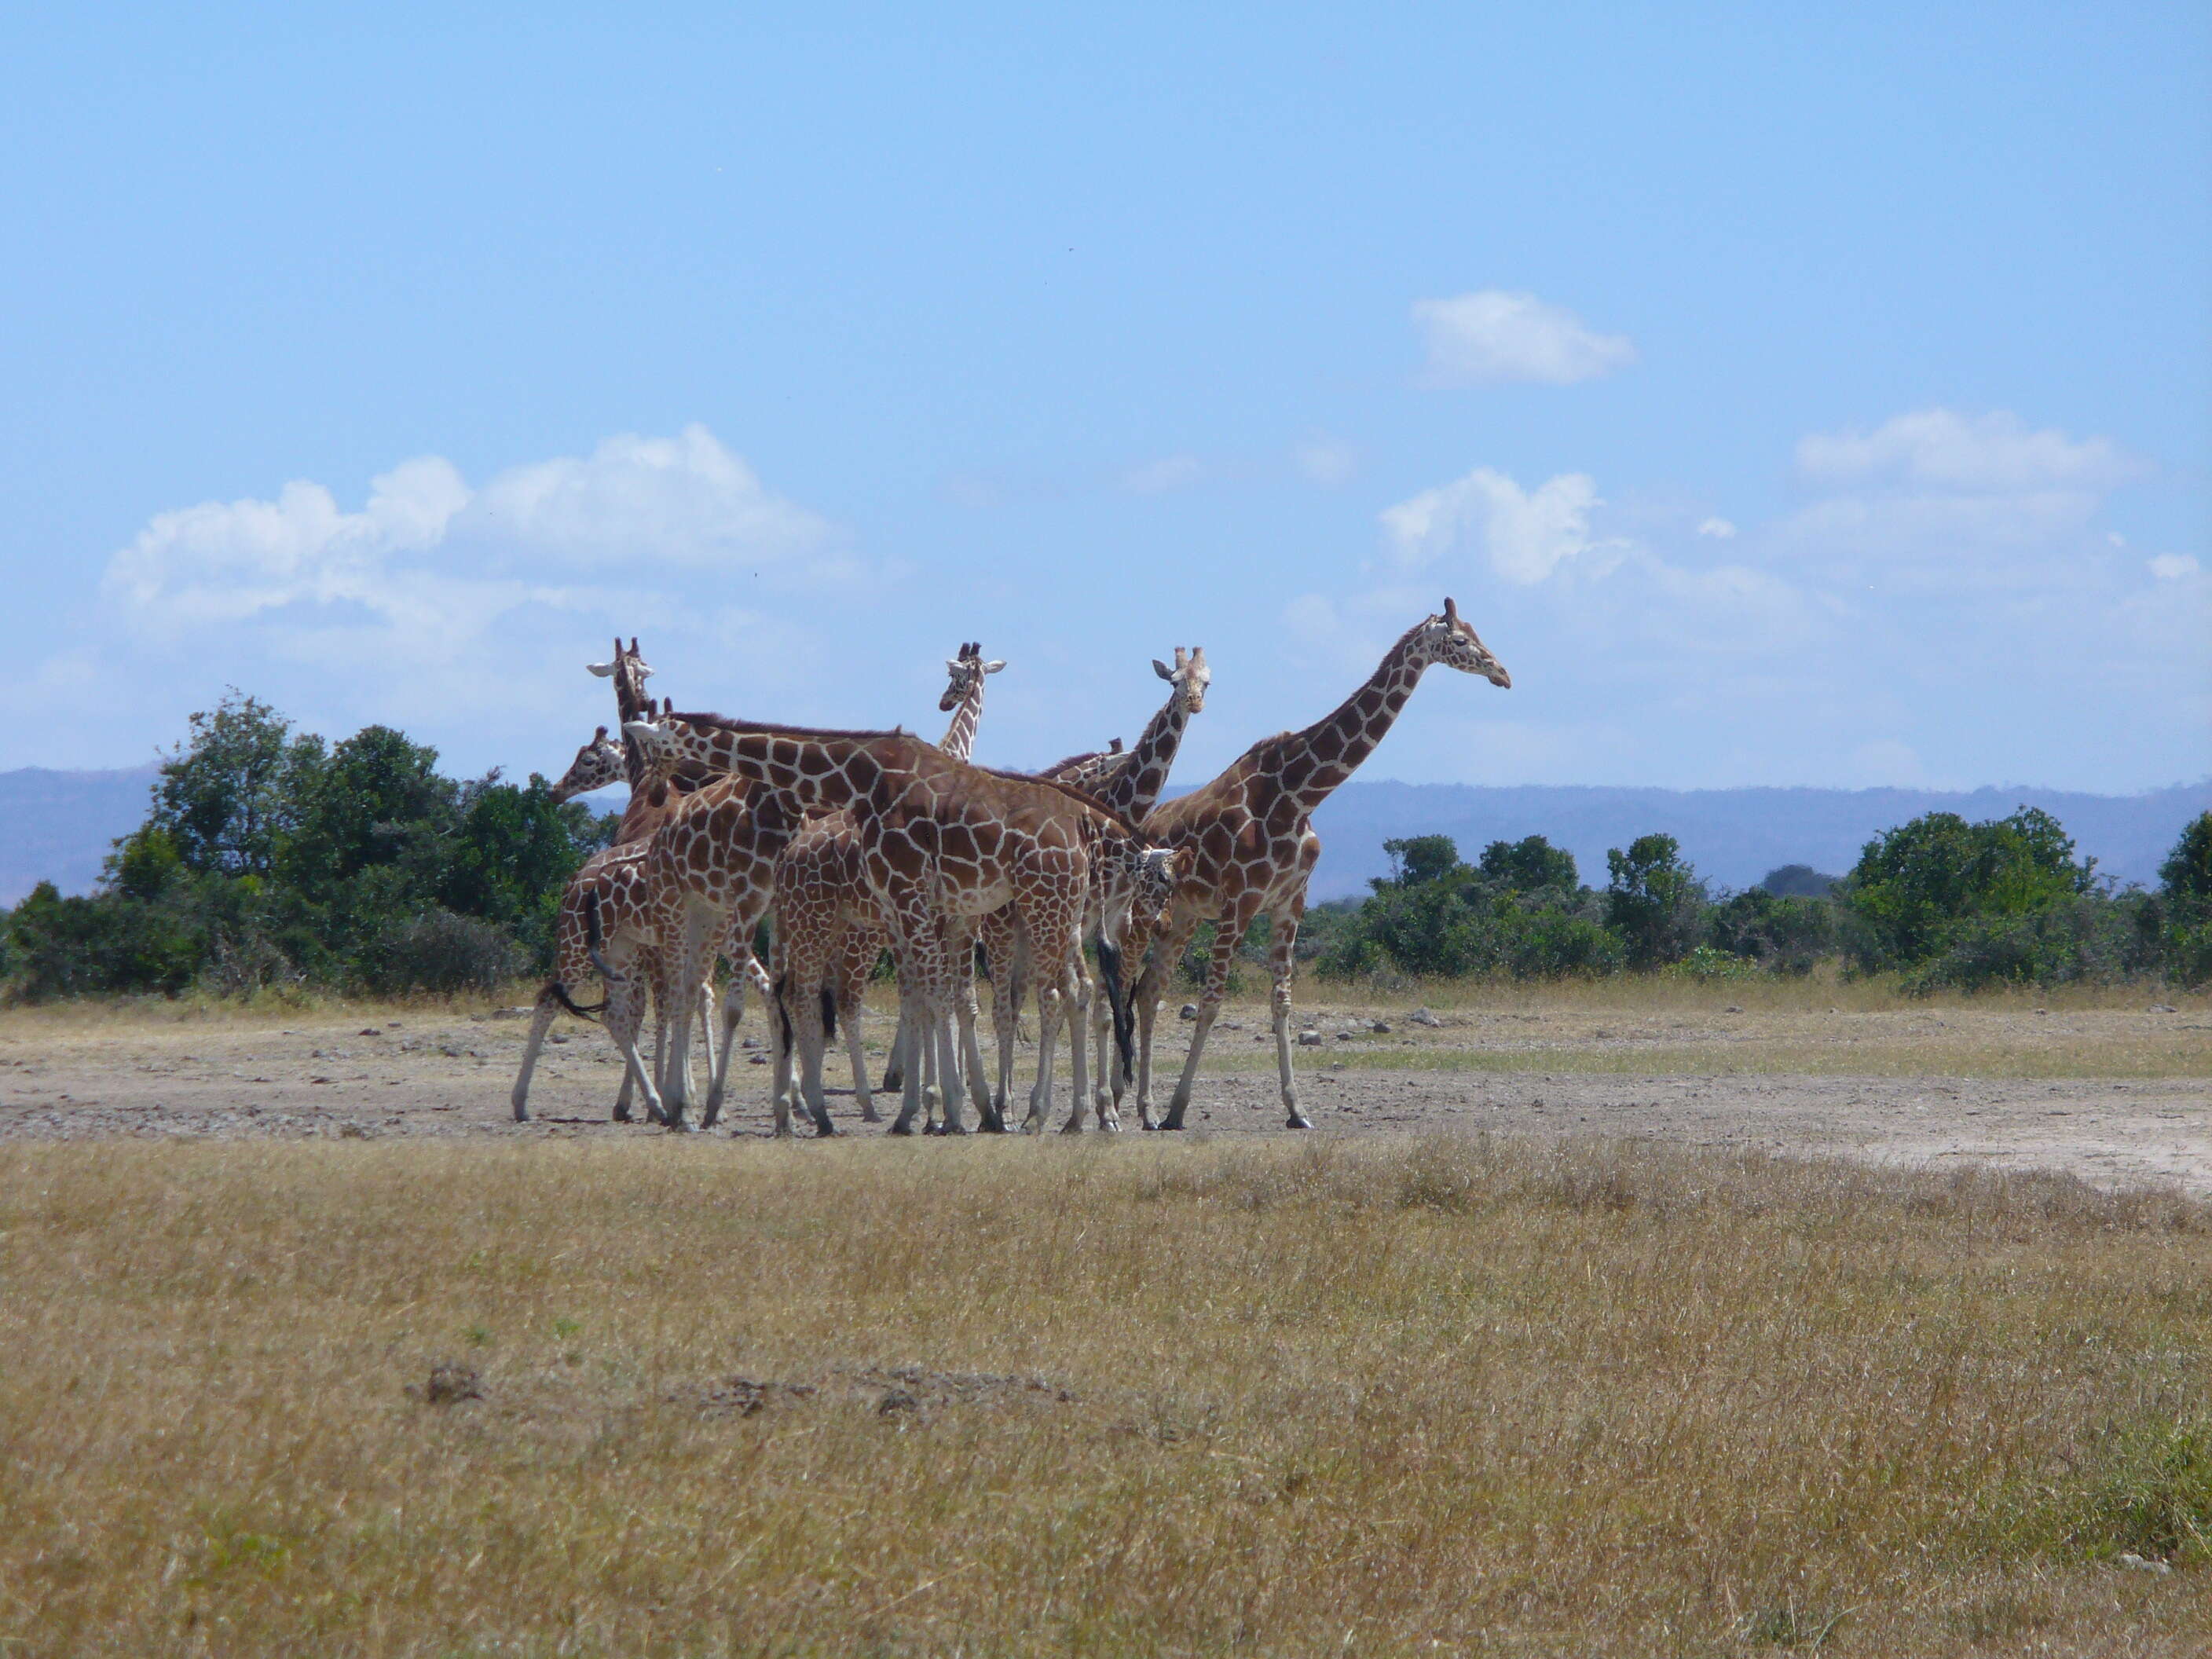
top-left (1293, 438), bottom-right (1356, 488)
top-left (1412, 290), bottom-right (1635, 387)
top-left (1795, 408), bottom-right (2141, 494)
top-left (102, 425), bottom-right (844, 643)
top-left (1380, 467), bottom-right (1606, 584)
top-left (73, 425), bottom-right (854, 765)
top-left (1121, 454), bottom-right (1204, 495)
top-left (2151, 553), bottom-right (2202, 581)
top-left (1696, 517), bottom-right (1737, 540)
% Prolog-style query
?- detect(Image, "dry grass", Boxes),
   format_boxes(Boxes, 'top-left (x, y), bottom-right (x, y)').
top-left (5, 1137), bottom-right (2211, 1655)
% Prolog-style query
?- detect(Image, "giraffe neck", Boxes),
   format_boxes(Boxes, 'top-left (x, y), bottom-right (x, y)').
top-left (665, 723), bottom-right (886, 813)
top-left (939, 677), bottom-right (986, 763)
top-left (1101, 684), bottom-right (1193, 822)
top-left (1275, 626), bottom-right (1433, 817)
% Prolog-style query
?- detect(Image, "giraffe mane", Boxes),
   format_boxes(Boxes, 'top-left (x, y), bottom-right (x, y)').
top-left (1039, 747), bottom-right (1113, 776)
top-left (665, 712), bottom-right (915, 744)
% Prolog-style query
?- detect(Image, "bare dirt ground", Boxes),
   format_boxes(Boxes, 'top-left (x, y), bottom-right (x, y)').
top-left (4, 985), bottom-right (2207, 1192)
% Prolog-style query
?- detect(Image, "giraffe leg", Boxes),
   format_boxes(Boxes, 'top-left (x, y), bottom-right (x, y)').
top-left (1059, 954), bottom-right (1093, 1133)
top-left (879, 1002), bottom-right (908, 1096)
top-left (661, 909), bottom-right (720, 1132)
top-left (790, 963), bottom-right (837, 1138)
top-left (510, 989), bottom-right (561, 1122)
top-left (607, 954), bottom-right (665, 1126)
top-left (1163, 902), bottom-right (1259, 1132)
top-left (887, 1013), bottom-right (921, 1134)
top-left (767, 961), bottom-right (797, 1136)
top-left (610, 970), bottom-right (651, 1122)
top-left (1268, 906), bottom-right (1311, 1130)
top-left (933, 1002), bottom-right (969, 1134)
top-left (837, 939), bottom-right (881, 1123)
top-left (955, 928), bottom-right (1003, 1132)
top-left (1135, 917), bottom-right (1199, 1130)
top-left (980, 910), bottom-right (1024, 1125)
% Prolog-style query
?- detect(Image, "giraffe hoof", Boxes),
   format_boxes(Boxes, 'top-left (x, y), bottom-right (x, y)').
top-left (1285, 1114), bottom-right (1313, 1130)
top-left (888, 1121), bottom-right (917, 1137)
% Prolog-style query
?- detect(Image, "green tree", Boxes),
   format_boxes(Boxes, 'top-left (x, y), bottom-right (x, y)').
top-left (1379, 835), bottom-right (1461, 888)
top-left (1478, 835), bottom-right (1578, 893)
top-left (1757, 863), bottom-right (1837, 898)
top-left (2158, 811), bottom-right (2212, 987)
top-left (1604, 833), bottom-right (1705, 969)
top-left (146, 693), bottom-right (325, 877)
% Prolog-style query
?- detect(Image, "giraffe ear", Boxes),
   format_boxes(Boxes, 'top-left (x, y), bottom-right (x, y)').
top-left (1152, 658), bottom-right (1174, 680)
top-left (983, 659), bottom-right (1005, 674)
top-left (587, 661), bottom-right (616, 677)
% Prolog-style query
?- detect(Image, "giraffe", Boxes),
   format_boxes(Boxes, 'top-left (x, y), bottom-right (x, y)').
top-left (757, 643), bottom-right (1002, 1133)
top-left (979, 647), bottom-right (1211, 1127)
top-left (622, 715), bottom-right (1167, 1136)
top-left (515, 639), bottom-right (737, 1126)
top-left (1132, 600), bottom-right (1509, 1130)
top-left (632, 763), bottom-right (806, 1132)
top-left (511, 844), bottom-right (673, 1122)
top-left (516, 704), bottom-right (763, 1126)
top-left (548, 726), bottom-right (625, 802)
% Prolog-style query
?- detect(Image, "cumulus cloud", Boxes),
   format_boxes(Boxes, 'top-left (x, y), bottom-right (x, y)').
top-left (1696, 517), bottom-right (1737, 539)
top-left (103, 424), bottom-right (844, 642)
top-left (71, 425), bottom-right (854, 766)
top-left (1412, 291), bottom-right (1635, 387)
top-left (1795, 408), bottom-right (2141, 494)
top-left (2150, 553), bottom-right (2202, 582)
top-left (1380, 467), bottom-right (1606, 584)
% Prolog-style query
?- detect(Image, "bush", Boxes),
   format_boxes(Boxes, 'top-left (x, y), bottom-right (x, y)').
top-left (360, 910), bottom-right (526, 996)
top-left (1707, 888), bottom-right (1838, 976)
top-left (1843, 808), bottom-right (2094, 976)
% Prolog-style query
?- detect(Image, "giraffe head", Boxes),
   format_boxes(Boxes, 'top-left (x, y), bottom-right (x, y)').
top-left (1151, 646), bottom-right (1211, 714)
top-left (586, 636), bottom-right (657, 723)
top-left (549, 726), bottom-right (625, 801)
top-left (938, 642), bottom-right (1005, 712)
top-left (1131, 844), bottom-right (1187, 929)
top-left (1418, 598), bottom-right (1511, 687)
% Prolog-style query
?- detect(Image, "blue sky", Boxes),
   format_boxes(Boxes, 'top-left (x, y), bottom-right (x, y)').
top-left (4, 2), bottom-right (2206, 796)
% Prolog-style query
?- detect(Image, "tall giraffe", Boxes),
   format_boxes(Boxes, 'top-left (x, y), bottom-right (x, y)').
top-left (980, 647), bottom-right (1211, 1126)
top-left (1133, 600), bottom-right (1508, 1130)
top-left (623, 716), bottom-right (1166, 1135)
top-left (756, 643), bottom-right (1002, 1131)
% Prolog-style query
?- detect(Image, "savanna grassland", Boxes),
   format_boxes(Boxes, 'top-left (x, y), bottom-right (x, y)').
top-left (5, 1133), bottom-right (2211, 1657)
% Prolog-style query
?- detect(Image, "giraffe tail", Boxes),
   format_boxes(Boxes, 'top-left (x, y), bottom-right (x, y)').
top-left (1096, 936), bottom-right (1135, 1084)
top-left (771, 970), bottom-right (793, 1053)
top-left (583, 889), bottom-right (626, 987)
top-left (821, 986), bottom-right (838, 1044)
top-left (548, 980), bottom-right (606, 1020)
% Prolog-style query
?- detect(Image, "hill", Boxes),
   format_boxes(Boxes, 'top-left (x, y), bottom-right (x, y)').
top-left (1, 766), bottom-right (2203, 908)
top-left (0, 767), bottom-right (159, 904)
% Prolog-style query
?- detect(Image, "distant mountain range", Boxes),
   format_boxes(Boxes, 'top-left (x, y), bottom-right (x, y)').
top-left (0, 766), bottom-right (159, 904)
top-left (0, 765), bottom-right (2203, 907)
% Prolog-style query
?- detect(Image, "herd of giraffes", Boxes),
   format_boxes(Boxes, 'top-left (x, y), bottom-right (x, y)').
top-left (507, 599), bottom-right (1511, 1137)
